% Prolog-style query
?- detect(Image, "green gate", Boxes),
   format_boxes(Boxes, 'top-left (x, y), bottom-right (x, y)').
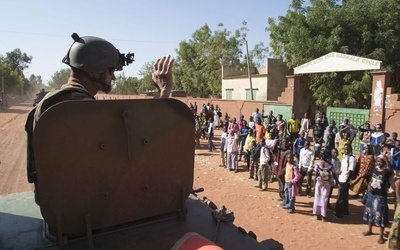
top-left (326, 107), bottom-right (370, 155)
top-left (262, 104), bottom-right (293, 122)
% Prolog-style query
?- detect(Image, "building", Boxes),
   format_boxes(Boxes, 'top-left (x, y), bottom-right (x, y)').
top-left (221, 58), bottom-right (290, 101)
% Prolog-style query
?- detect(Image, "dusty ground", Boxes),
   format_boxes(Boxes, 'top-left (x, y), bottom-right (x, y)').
top-left (0, 102), bottom-right (395, 250)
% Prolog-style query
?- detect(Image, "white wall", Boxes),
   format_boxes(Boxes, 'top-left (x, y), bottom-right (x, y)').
top-left (221, 76), bottom-right (268, 100)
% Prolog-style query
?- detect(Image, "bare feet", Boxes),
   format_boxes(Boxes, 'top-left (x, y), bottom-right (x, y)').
top-left (362, 231), bottom-right (372, 236)
top-left (377, 237), bottom-right (385, 244)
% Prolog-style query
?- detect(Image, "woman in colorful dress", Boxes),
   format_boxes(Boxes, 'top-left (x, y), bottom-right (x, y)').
top-left (313, 150), bottom-right (337, 222)
top-left (362, 155), bottom-right (392, 245)
top-left (350, 145), bottom-right (375, 200)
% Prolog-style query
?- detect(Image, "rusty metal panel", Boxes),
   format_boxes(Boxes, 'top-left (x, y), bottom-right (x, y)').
top-left (33, 99), bottom-right (194, 234)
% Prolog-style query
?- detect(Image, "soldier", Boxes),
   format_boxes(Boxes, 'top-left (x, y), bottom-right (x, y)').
top-left (34, 33), bottom-right (173, 123)
top-left (26, 33), bottom-right (174, 204)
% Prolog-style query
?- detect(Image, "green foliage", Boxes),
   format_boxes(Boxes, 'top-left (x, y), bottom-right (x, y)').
top-left (4, 48), bottom-right (32, 73)
top-left (26, 74), bottom-right (45, 95)
top-left (267, 0), bottom-right (400, 107)
top-left (0, 49), bottom-right (32, 97)
top-left (174, 22), bottom-right (268, 98)
top-left (0, 57), bottom-right (24, 97)
top-left (112, 73), bottom-right (141, 94)
top-left (47, 68), bottom-right (71, 89)
top-left (137, 61), bottom-right (157, 94)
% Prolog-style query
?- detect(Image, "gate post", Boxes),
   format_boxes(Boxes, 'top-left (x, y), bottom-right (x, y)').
top-left (370, 71), bottom-right (392, 128)
top-left (286, 75), bottom-right (301, 115)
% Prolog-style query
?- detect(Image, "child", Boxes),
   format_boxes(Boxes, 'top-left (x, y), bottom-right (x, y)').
top-left (224, 131), bottom-right (239, 172)
top-left (362, 155), bottom-right (392, 244)
top-left (391, 140), bottom-right (400, 179)
top-left (358, 121), bottom-right (373, 154)
top-left (258, 138), bottom-right (272, 191)
top-left (248, 116), bottom-right (255, 131)
top-left (298, 141), bottom-right (315, 197)
top-left (207, 117), bottom-right (215, 152)
top-left (328, 148), bottom-right (341, 209)
top-left (242, 129), bottom-right (255, 171)
top-left (293, 131), bottom-right (306, 159)
top-left (275, 138), bottom-right (291, 200)
top-left (388, 132), bottom-right (399, 148)
top-left (335, 144), bottom-right (357, 219)
top-left (283, 153), bottom-right (300, 213)
top-left (194, 115), bottom-right (201, 149)
top-left (324, 125), bottom-right (336, 152)
top-left (264, 126), bottom-right (272, 140)
top-left (219, 128), bottom-right (228, 167)
top-left (250, 140), bottom-right (261, 180)
top-left (313, 150), bottom-right (336, 222)
top-left (338, 132), bottom-right (350, 161)
top-left (370, 123), bottom-right (385, 155)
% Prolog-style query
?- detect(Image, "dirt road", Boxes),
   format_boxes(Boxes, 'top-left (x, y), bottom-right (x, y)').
top-left (0, 102), bottom-right (393, 250)
top-left (0, 102), bottom-right (34, 195)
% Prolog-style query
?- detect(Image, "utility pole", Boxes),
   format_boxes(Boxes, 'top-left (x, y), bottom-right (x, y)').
top-left (245, 40), bottom-right (254, 100)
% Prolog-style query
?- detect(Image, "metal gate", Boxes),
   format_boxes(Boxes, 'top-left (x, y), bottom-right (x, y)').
top-left (262, 104), bottom-right (293, 122)
top-left (326, 107), bottom-right (370, 154)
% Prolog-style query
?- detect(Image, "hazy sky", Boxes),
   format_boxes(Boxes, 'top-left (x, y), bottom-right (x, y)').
top-left (0, 0), bottom-right (306, 84)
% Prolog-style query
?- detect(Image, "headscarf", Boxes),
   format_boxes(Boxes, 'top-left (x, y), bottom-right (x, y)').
top-left (377, 154), bottom-right (390, 170)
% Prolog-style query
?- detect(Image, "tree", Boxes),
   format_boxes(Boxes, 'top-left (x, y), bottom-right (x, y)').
top-left (267, 0), bottom-right (400, 107)
top-left (174, 22), bottom-right (268, 98)
top-left (5, 48), bottom-right (32, 73)
top-left (112, 73), bottom-right (141, 94)
top-left (48, 68), bottom-right (71, 89)
top-left (0, 59), bottom-right (24, 97)
top-left (27, 74), bottom-right (45, 95)
top-left (137, 61), bottom-right (157, 94)
top-left (0, 49), bottom-right (32, 98)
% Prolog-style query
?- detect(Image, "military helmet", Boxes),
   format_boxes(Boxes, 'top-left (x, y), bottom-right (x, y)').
top-left (62, 33), bottom-right (134, 73)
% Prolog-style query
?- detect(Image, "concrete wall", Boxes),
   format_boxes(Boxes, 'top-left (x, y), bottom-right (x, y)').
top-left (266, 59), bottom-right (291, 101)
top-left (96, 94), bottom-right (288, 121)
top-left (384, 87), bottom-right (400, 134)
top-left (97, 91), bottom-right (400, 135)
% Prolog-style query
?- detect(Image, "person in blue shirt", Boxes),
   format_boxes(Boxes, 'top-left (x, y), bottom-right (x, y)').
top-left (293, 131), bottom-right (306, 159)
top-left (238, 120), bottom-right (250, 162)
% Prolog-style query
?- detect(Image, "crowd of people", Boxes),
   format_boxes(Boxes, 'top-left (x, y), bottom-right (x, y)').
top-left (192, 105), bottom-right (400, 248)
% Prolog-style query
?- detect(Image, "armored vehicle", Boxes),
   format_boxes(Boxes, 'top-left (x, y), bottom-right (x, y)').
top-left (33, 89), bottom-right (49, 106)
top-left (0, 98), bottom-right (275, 249)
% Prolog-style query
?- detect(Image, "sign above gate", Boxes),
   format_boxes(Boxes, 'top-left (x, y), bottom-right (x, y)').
top-left (294, 52), bottom-right (382, 74)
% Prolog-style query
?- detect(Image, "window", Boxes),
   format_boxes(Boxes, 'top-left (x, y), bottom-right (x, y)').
top-left (226, 89), bottom-right (233, 99)
top-left (246, 89), bottom-right (258, 100)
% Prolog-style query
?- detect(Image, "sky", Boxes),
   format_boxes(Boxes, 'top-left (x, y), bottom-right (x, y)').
top-left (0, 0), bottom-right (306, 84)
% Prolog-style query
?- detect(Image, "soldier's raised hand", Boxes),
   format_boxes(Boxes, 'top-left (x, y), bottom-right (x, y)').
top-left (152, 55), bottom-right (174, 98)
